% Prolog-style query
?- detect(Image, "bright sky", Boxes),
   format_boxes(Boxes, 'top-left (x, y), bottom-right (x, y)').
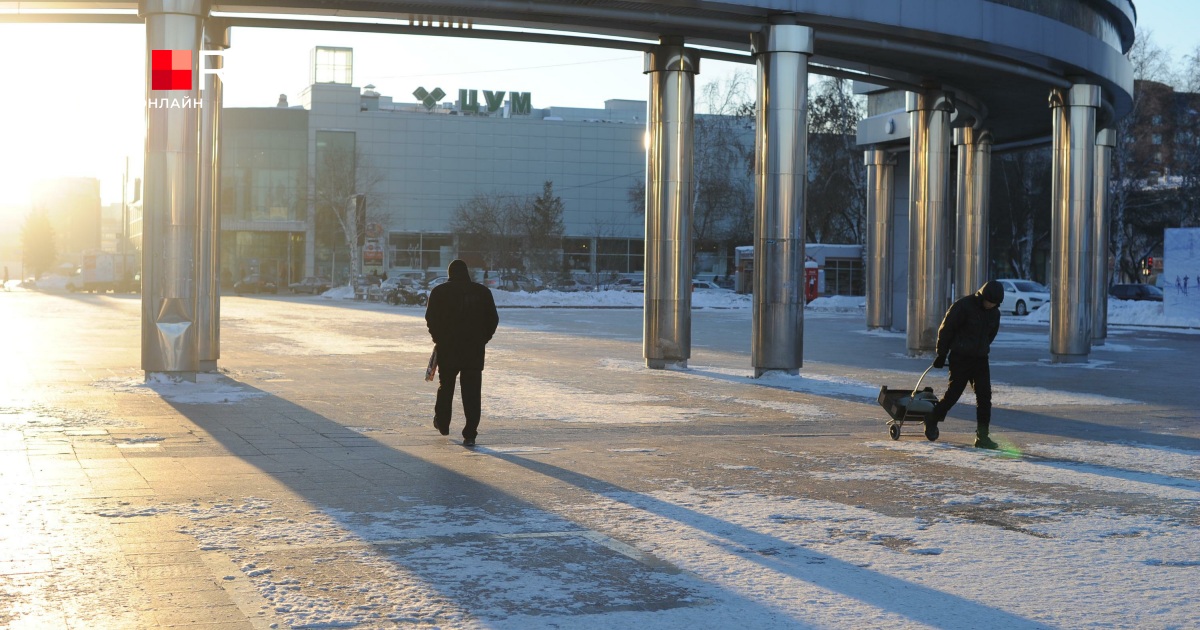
top-left (0, 1), bottom-right (1197, 212)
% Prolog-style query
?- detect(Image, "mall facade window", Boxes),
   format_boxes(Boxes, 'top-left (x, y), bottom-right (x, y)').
top-left (597, 238), bottom-right (644, 274)
top-left (312, 46), bottom-right (353, 85)
top-left (823, 257), bottom-right (864, 297)
top-left (388, 232), bottom-right (454, 276)
top-left (313, 130), bottom-right (360, 282)
top-left (218, 109), bottom-right (308, 288)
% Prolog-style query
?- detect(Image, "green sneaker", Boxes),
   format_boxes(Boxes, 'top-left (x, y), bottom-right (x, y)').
top-left (974, 435), bottom-right (999, 450)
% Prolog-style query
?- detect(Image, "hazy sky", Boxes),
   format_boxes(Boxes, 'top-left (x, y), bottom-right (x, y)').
top-left (0, 1), bottom-right (1196, 209)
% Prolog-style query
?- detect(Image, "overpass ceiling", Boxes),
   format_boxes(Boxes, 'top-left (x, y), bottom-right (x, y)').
top-left (5, 0), bottom-right (1135, 141)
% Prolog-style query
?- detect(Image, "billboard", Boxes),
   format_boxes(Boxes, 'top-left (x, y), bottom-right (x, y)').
top-left (1163, 228), bottom-right (1200, 322)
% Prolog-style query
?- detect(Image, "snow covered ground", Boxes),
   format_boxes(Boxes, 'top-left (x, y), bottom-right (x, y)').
top-left (4, 282), bottom-right (1199, 628)
top-left (321, 282), bottom-right (1200, 329)
top-left (24, 272), bottom-right (1198, 328)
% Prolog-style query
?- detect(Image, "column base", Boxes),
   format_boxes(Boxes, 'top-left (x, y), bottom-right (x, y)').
top-left (199, 360), bottom-right (219, 373)
top-left (1050, 353), bottom-right (1089, 364)
top-left (145, 371), bottom-right (197, 383)
top-left (754, 367), bottom-right (799, 378)
top-left (647, 359), bottom-right (687, 370)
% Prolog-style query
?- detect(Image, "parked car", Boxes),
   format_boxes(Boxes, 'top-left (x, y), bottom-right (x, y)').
top-left (234, 274), bottom-right (277, 295)
top-left (1109, 283), bottom-right (1163, 302)
top-left (547, 278), bottom-right (591, 292)
top-left (497, 274), bottom-right (543, 292)
top-left (608, 278), bottom-right (644, 292)
top-left (995, 278), bottom-right (1050, 316)
top-left (425, 276), bottom-right (450, 290)
top-left (288, 276), bottom-right (330, 295)
top-left (691, 280), bottom-right (724, 291)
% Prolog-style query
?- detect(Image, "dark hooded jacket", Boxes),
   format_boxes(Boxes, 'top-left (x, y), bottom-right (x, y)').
top-left (935, 280), bottom-right (1003, 359)
top-left (425, 260), bottom-right (499, 370)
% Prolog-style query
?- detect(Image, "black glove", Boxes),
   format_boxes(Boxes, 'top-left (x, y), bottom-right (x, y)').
top-left (932, 355), bottom-right (946, 369)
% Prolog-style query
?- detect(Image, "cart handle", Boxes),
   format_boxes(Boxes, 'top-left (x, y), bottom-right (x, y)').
top-left (911, 363), bottom-right (936, 398)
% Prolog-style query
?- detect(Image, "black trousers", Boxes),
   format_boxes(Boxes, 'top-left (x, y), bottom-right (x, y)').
top-left (932, 355), bottom-right (992, 424)
top-left (434, 366), bottom-right (483, 440)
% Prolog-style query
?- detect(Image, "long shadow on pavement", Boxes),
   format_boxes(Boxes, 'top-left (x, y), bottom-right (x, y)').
top-left (486, 450), bottom-right (1048, 629)
top-left (161, 380), bottom-right (820, 627)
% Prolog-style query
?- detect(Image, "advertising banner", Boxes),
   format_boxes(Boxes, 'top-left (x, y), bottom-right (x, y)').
top-left (1163, 228), bottom-right (1200, 321)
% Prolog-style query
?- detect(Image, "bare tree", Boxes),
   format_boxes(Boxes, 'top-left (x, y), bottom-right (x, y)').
top-left (807, 77), bottom-right (868, 244)
top-left (991, 148), bottom-right (1053, 280)
top-left (693, 71), bottom-right (755, 241)
top-left (451, 181), bottom-right (565, 280)
top-left (451, 192), bottom-right (524, 277)
top-left (1176, 45), bottom-right (1200, 227)
top-left (1110, 28), bottom-right (1174, 283)
top-left (311, 145), bottom-right (384, 283)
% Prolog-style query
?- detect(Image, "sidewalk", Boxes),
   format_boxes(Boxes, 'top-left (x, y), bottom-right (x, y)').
top-left (1, 289), bottom-right (1198, 628)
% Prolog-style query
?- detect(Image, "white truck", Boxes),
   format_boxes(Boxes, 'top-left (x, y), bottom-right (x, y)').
top-left (67, 252), bottom-right (139, 293)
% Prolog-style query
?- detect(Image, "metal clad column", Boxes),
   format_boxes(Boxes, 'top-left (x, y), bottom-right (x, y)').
top-left (865, 149), bottom-right (895, 329)
top-left (1092, 128), bottom-right (1116, 346)
top-left (643, 40), bottom-right (699, 369)
top-left (1049, 85), bottom-right (1100, 363)
top-left (954, 127), bottom-right (993, 298)
top-left (751, 21), bottom-right (812, 377)
top-left (198, 20), bottom-right (227, 373)
top-left (906, 91), bottom-right (954, 355)
top-left (140, 0), bottom-right (207, 380)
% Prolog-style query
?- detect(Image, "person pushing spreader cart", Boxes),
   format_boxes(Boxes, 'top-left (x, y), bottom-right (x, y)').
top-left (880, 280), bottom-right (1005, 449)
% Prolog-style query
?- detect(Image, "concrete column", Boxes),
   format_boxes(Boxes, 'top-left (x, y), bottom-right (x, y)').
top-left (906, 90), bottom-right (954, 355)
top-left (865, 149), bottom-right (895, 330)
top-left (140, 0), bottom-right (208, 380)
top-left (954, 126), bottom-right (993, 299)
top-left (1049, 84), bottom-right (1100, 363)
top-left (643, 39), bottom-right (699, 369)
top-left (751, 21), bottom-right (812, 377)
top-left (198, 19), bottom-right (227, 373)
top-left (1092, 127), bottom-right (1116, 346)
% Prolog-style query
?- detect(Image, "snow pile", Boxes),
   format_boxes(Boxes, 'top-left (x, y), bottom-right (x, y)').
top-left (1028, 299), bottom-right (1199, 328)
top-left (93, 373), bottom-right (268, 404)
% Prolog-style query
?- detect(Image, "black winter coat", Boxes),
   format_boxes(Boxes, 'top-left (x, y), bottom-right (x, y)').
top-left (935, 293), bottom-right (1000, 359)
top-left (425, 277), bottom-right (499, 370)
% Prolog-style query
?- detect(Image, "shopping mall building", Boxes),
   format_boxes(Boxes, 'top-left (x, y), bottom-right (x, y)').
top-left (219, 46), bottom-right (655, 287)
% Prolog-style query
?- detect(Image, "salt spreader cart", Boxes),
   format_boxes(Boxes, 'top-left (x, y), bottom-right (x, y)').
top-left (878, 364), bottom-right (940, 441)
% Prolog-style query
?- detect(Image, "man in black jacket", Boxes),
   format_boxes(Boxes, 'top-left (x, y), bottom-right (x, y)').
top-left (425, 260), bottom-right (499, 446)
top-left (927, 280), bottom-right (1004, 449)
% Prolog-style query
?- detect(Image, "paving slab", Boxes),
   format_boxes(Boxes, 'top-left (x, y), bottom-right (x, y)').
top-left (1, 290), bottom-right (1198, 628)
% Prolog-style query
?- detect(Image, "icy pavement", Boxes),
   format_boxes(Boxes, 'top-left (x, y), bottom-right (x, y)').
top-left (1, 290), bottom-right (1198, 628)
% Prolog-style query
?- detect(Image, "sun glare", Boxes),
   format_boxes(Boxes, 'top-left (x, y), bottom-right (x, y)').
top-left (0, 23), bottom-right (145, 212)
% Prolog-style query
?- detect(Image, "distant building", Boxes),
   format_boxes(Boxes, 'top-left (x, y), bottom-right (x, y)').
top-left (31, 177), bottom-right (101, 261)
top-left (219, 46), bottom-right (651, 286)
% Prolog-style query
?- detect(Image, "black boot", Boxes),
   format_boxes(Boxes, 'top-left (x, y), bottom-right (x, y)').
top-left (974, 421), bottom-right (998, 450)
top-left (924, 409), bottom-right (943, 442)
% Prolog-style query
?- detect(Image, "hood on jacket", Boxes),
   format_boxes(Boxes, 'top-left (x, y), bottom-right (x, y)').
top-left (977, 280), bottom-right (1004, 306)
top-left (448, 259), bottom-right (471, 282)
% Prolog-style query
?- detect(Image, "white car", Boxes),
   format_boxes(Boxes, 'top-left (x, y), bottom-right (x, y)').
top-left (996, 278), bottom-right (1050, 316)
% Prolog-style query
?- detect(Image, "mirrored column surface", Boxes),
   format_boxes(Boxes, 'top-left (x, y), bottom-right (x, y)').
top-left (643, 41), bottom-right (699, 369)
top-left (1049, 84), bottom-right (1100, 363)
top-left (751, 21), bottom-right (813, 377)
top-left (954, 126), bottom-right (992, 300)
top-left (198, 19), bottom-right (228, 373)
top-left (1092, 127), bottom-right (1116, 346)
top-left (865, 149), bottom-right (896, 330)
top-left (906, 90), bottom-right (954, 356)
top-left (140, 0), bottom-right (208, 380)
